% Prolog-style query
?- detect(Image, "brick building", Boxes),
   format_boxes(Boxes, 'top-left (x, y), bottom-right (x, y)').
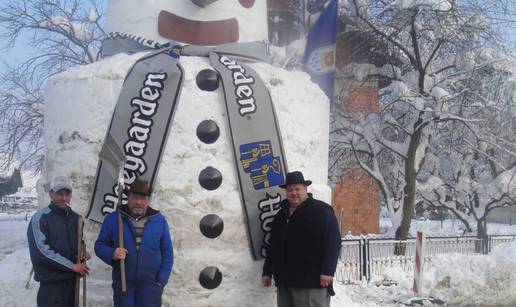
top-left (267, 2), bottom-right (382, 235)
top-left (331, 28), bottom-right (389, 235)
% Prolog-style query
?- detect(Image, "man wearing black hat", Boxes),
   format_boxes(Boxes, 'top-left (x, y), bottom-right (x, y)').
top-left (95, 178), bottom-right (173, 307)
top-left (262, 171), bottom-right (341, 307)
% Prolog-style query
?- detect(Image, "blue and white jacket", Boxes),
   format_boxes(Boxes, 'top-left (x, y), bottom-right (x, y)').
top-left (27, 202), bottom-right (79, 283)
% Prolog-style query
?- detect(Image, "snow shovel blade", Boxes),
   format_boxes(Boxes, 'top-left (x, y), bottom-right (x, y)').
top-left (99, 132), bottom-right (125, 178)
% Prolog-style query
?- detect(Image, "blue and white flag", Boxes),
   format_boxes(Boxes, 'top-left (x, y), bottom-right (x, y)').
top-left (303, 0), bottom-right (338, 103)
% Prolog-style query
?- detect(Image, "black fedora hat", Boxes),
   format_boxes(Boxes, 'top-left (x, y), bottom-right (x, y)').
top-left (127, 178), bottom-right (153, 196)
top-left (279, 171), bottom-right (312, 189)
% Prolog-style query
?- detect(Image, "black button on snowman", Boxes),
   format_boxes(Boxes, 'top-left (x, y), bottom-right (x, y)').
top-left (197, 68), bottom-right (224, 289)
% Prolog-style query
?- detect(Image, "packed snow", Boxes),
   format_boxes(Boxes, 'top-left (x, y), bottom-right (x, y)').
top-left (40, 50), bottom-right (330, 306)
top-left (2, 215), bottom-right (515, 307)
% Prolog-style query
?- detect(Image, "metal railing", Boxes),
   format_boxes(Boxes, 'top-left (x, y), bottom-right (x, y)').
top-left (337, 235), bottom-right (515, 284)
top-left (0, 212), bottom-right (32, 222)
top-left (335, 240), bottom-right (362, 283)
top-left (489, 235), bottom-right (516, 251)
top-left (368, 238), bottom-right (418, 279)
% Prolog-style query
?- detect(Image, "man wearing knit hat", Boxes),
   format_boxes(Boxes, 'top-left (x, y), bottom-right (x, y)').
top-left (95, 178), bottom-right (173, 307)
top-left (262, 171), bottom-right (341, 307)
top-left (27, 175), bottom-right (91, 307)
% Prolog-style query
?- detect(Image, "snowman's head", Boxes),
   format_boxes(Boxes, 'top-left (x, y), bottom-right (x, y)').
top-left (105, 0), bottom-right (268, 45)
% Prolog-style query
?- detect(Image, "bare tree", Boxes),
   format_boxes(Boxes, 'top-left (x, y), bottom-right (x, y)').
top-left (331, 0), bottom-right (516, 247)
top-left (0, 65), bottom-right (44, 171)
top-left (0, 0), bottom-right (105, 172)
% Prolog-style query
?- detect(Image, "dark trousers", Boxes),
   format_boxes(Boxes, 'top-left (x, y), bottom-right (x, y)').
top-left (113, 281), bottom-right (163, 307)
top-left (37, 279), bottom-right (75, 307)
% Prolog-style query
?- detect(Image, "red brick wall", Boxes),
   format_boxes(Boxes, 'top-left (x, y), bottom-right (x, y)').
top-left (345, 80), bottom-right (380, 113)
top-left (333, 169), bottom-right (380, 235)
top-left (332, 35), bottom-right (380, 235)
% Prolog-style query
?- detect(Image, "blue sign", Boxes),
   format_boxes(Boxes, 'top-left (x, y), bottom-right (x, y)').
top-left (303, 0), bottom-right (338, 102)
top-left (240, 140), bottom-right (285, 190)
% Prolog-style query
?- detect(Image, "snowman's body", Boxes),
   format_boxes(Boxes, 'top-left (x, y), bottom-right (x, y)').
top-left (39, 1), bottom-right (331, 305)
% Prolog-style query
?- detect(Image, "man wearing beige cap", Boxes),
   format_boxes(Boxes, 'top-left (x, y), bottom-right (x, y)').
top-left (27, 175), bottom-right (91, 307)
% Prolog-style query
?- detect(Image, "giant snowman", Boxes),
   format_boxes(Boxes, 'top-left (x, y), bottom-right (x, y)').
top-left (40, 0), bottom-right (331, 306)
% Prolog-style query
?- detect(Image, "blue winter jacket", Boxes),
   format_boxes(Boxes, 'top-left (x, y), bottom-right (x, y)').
top-left (94, 206), bottom-right (173, 288)
top-left (27, 202), bottom-right (79, 283)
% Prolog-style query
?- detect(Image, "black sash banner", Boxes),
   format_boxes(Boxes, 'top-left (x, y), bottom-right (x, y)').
top-left (209, 52), bottom-right (287, 259)
top-left (86, 50), bottom-right (184, 222)
top-left (89, 34), bottom-right (286, 259)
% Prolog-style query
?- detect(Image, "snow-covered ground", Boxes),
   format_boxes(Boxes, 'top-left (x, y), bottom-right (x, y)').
top-left (2, 214), bottom-right (515, 306)
top-left (0, 218), bottom-right (37, 306)
top-left (379, 218), bottom-right (516, 238)
top-left (332, 239), bottom-right (516, 307)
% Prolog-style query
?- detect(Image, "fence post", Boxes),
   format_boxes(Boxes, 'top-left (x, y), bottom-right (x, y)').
top-left (413, 231), bottom-right (426, 296)
top-left (359, 239), bottom-right (364, 281)
top-left (366, 238), bottom-right (371, 281)
top-left (482, 219), bottom-right (489, 254)
top-left (360, 238), bottom-right (370, 281)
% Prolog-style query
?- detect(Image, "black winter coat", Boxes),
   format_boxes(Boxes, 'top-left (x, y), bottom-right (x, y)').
top-left (27, 202), bottom-right (79, 283)
top-left (262, 195), bottom-right (341, 289)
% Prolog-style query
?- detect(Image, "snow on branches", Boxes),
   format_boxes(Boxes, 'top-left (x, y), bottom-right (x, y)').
top-left (0, 0), bottom-right (105, 171)
top-left (331, 0), bottom-right (516, 240)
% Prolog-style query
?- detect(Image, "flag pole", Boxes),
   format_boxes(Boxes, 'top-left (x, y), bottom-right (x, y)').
top-left (98, 133), bottom-right (127, 293)
top-left (116, 168), bottom-right (127, 293)
top-left (83, 241), bottom-right (87, 306)
top-left (74, 216), bottom-right (84, 307)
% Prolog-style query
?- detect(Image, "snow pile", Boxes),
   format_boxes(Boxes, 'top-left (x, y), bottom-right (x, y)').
top-left (380, 218), bottom-right (516, 238)
top-left (1, 218), bottom-right (515, 306)
top-left (269, 38), bottom-right (307, 67)
top-left (41, 51), bottom-right (330, 306)
top-left (338, 240), bottom-right (516, 307)
top-left (17, 171), bottom-right (39, 197)
top-left (427, 241), bottom-right (516, 306)
top-left (0, 220), bottom-right (36, 306)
